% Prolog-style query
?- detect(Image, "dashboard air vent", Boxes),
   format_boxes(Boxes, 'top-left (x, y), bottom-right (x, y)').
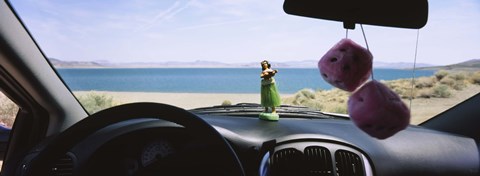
top-left (304, 146), bottom-right (333, 176)
top-left (335, 150), bottom-right (364, 176)
top-left (270, 148), bottom-right (303, 176)
top-left (50, 154), bottom-right (74, 176)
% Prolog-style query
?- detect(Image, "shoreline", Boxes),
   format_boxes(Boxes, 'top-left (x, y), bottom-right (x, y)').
top-left (74, 91), bottom-right (296, 110)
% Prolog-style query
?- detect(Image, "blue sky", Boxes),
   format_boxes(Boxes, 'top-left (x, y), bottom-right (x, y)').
top-left (9, 0), bottom-right (480, 65)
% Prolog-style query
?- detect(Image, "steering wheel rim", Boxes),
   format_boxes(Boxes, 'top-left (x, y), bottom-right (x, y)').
top-left (25, 102), bottom-right (245, 176)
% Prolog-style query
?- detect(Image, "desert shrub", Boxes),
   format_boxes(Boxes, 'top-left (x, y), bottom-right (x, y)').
top-left (432, 84), bottom-right (451, 98)
top-left (298, 88), bottom-right (316, 99)
top-left (435, 70), bottom-right (449, 81)
top-left (290, 88), bottom-right (316, 105)
top-left (331, 105), bottom-right (348, 114)
top-left (385, 78), bottom-right (409, 88)
top-left (415, 77), bottom-right (436, 88)
top-left (77, 92), bottom-right (118, 114)
top-left (320, 102), bottom-right (348, 114)
top-left (316, 88), bottom-right (349, 103)
top-left (221, 100), bottom-right (232, 106)
top-left (384, 79), bottom-right (412, 98)
top-left (281, 95), bottom-right (295, 104)
top-left (302, 100), bottom-right (324, 111)
top-left (292, 95), bottom-right (310, 105)
top-left (452, 80), bottom-right (467, 90)
top-left (439, 77), bottom-right (455, 87)
top-left (470, 71), bottom-right (480, 85)
top-left (284, 95), bottom-right (308, 107)
top-left (416, 88), bottom-right (433, 98)
top-left (0, 94), bottom-right (18, 127)
top-left (283, 88), bottom-right (348, 114)
top-left (448, 72), bottom-right (466, 81)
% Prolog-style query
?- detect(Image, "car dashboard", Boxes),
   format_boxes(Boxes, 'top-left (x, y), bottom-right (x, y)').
top-left (205, 115), bottom-right (478, 176)
top-left (30, 113), bottom-right (478, 176)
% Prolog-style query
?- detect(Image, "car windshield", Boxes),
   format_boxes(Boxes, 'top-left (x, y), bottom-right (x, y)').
top-left (8, 0), bottom-right (480, 125)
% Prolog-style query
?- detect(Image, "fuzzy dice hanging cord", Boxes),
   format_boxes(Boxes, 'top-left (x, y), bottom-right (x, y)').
top-left (318, 24), bottom-right (411, 139)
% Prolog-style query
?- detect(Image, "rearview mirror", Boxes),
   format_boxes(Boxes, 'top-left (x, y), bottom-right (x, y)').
top-left (283, 0), bottom-right (428, 29)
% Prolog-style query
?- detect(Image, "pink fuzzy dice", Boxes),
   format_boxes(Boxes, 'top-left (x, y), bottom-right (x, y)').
top-left (348, 80), bottom-right (410, 139)
top-left (318, 39), bottom-right (373, 92)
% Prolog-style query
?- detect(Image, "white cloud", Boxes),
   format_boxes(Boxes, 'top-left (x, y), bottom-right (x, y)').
top-left (135, 1), bottom-right (182, 32)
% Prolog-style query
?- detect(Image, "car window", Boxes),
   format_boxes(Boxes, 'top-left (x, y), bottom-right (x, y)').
top-left (0, 91), bottom-right (17, 128)
top-left (8, 0), bottom-right (480, 125)
top-left (0, 91), bottom-right (17, 170)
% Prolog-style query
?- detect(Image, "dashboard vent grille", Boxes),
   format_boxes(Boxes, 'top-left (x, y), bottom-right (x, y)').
top-left (50, 154), bottom-right (74, 176)
top-left (304, 146), bottom-right (333, 176)
top-left (271, 148), bottom-right (303, 176)
top-left (335, 150), bottom-right (364, 176)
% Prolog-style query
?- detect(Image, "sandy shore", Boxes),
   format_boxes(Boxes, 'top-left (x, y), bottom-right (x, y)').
top-left (74, 91), bottom-right (271, 109)
top-left (406, 85), bottom-right (480, 124)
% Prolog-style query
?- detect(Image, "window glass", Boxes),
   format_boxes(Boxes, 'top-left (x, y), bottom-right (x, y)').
top-left (0, 91), bottom-right (18, 128)
top-left (0, 91), bottom-right (17, 170)
top-left (8, 0), bottom-right (480, 125)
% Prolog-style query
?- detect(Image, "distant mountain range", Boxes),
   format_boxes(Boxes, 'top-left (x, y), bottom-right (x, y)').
top-left (418, 59), bottom-right (480, 71)
top-left (50, 58), bottom-right (472, 69)
top-left (49, 58), bottom-right (104, 68)
top-left (48, 58), bottom-right (320, 68)
top-left (373, 61), bottom-right (434, 69)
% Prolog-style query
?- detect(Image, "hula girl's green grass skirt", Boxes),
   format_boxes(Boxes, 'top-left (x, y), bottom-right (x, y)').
top-left (261, 78), bottom-right (281, 107)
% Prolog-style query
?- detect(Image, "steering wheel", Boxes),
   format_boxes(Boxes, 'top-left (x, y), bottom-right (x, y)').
top-left (24, 102), bottom-right (245, 176)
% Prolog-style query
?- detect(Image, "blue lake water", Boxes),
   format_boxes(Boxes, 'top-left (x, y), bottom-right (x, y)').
top-left (56, 68), bottom-right (435, 94)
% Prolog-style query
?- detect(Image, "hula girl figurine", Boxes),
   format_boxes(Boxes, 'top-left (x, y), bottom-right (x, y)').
top-left (259, 60), bottom-right (281, 121)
